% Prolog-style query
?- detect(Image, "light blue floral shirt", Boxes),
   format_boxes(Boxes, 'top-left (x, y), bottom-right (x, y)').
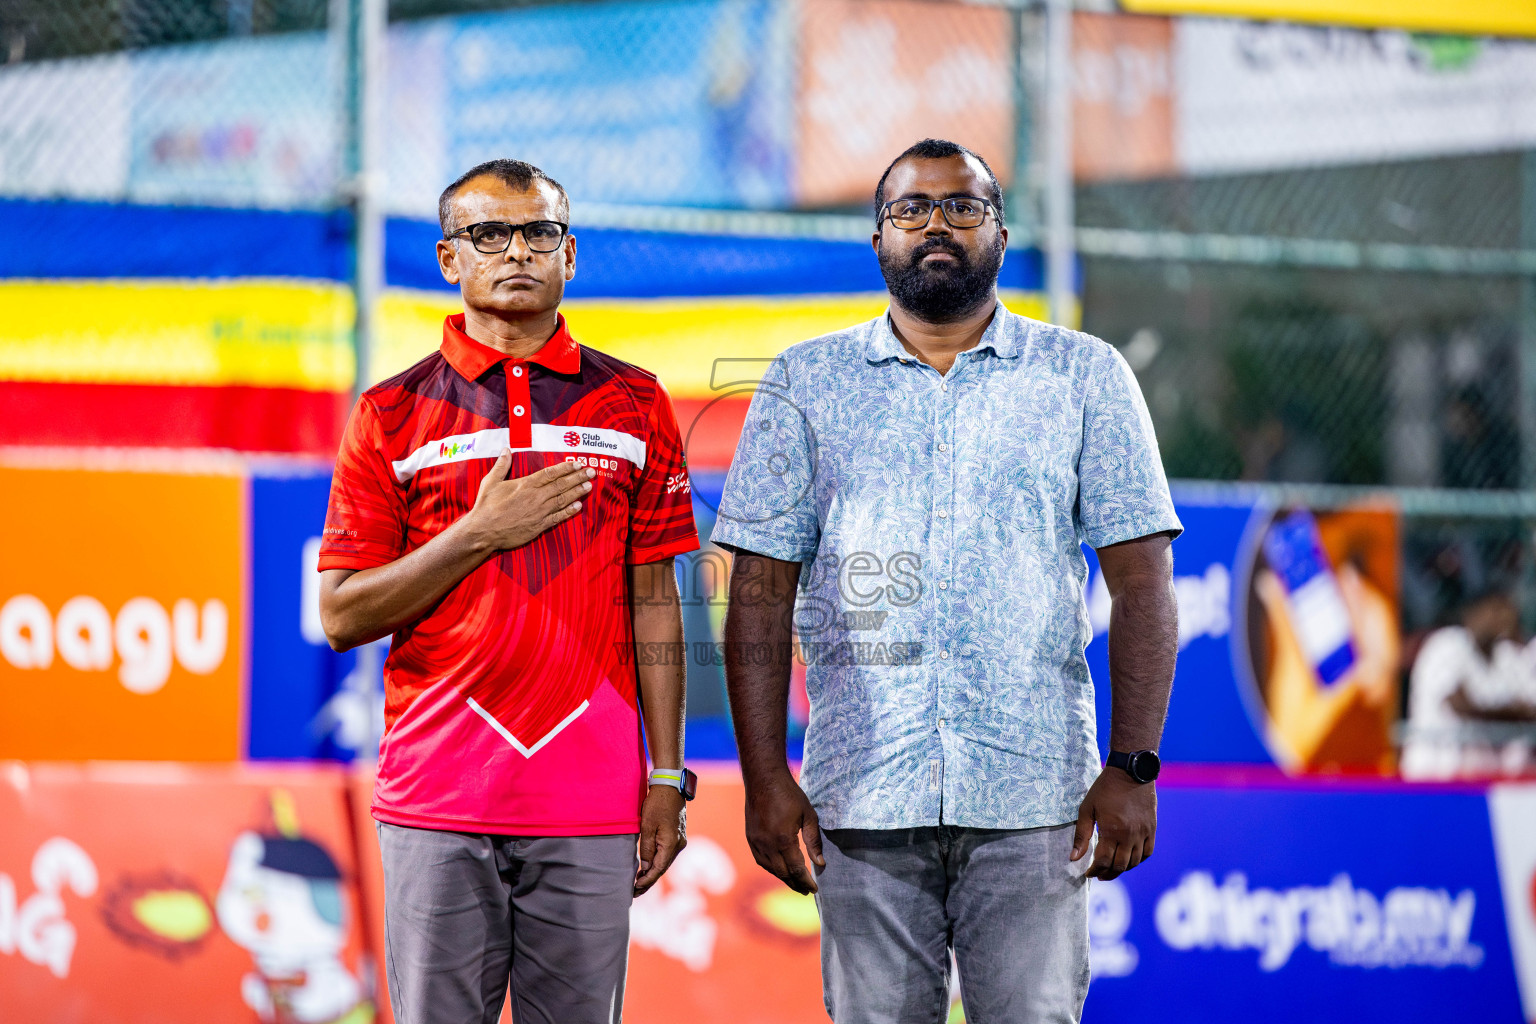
top-left (710, 304), bottom-right (1182, 830)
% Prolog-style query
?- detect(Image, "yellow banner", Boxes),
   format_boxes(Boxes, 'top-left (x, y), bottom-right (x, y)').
top-left (379, 290), bottom-right (1055, 396)
top-left (1119, 0), bottom-right (1536, 37)
top-left (0, 279), bottom-right (355, 392)
top-left (1, 280), bottom-right (1056, 398)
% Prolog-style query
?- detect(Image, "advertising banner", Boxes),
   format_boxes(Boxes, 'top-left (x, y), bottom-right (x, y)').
top-left (1122, 0), bottom-right (1536, 39)
top-left (4, 765), bottom-right (1535, 1022)
top-left (793, 0), bottom-right (1013, 207)
top-left (1083, 781), bottom-right (1526, 1023)
top-left (0, 762), bottom-right (377, 1024)
top-left (127, 35), bottom-right (338, 209)
top-left (1086, 494), bottom-right (1400, 771)
top-left (1490, 784), bottom-right (1536, 1023)
top-left (442, 0), bottom-right (791, 211)
top-left (1072, 13), bottom-right (1177, 183)
top-left (1087, 499), bottom-right (1270, 764)
top-left (0, 278), bottom-right (353, 454)
top-left (0, 466), bottom-right (245, 761)
top-left (1175, 21), bottom-right (1536, 176)
top-left (624, 767), bottom-right (828, 1023)
top-left (249, 473), bottom-right (383, 762)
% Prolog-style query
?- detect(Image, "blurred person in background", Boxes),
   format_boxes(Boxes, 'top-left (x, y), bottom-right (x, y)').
top-left (1402, 589), bottom-right (1536, 780)
top-left (315, 159), bottom-right (699, 1024)
top-left (1441, 384), bottom-right (1519, 491)
top-left (713, 139), bottom-right (1181, 1024)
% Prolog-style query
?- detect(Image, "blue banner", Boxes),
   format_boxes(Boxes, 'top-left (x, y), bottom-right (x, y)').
top-left (443, 0), bottom-right (790, 210)
top-left (1086, 496), bottom-right (1273, 764)
top-left (248, 472), bottom-right (382, 761)
top-left (1084, 783), bottom-right (1524, 1022)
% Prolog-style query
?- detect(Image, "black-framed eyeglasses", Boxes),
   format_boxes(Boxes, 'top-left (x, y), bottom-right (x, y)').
top-left (878, 196), bottom-right (994, 231)
top-left (447, 220), bottom-right (569, 254)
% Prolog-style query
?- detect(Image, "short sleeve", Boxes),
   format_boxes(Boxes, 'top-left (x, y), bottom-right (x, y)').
top-left (318, 397), bottom-right (408, 571)
top-left (710, 359), bottom-right (821, 562)
top-left (1077, 345), bottom-right (1183, 549)
top-left (1407, 631), bottom-right (1462, 722)
top-left (627, 382), bottom-right (701, 564)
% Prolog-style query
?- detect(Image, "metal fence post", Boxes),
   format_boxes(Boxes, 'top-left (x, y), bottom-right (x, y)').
top-left (1043, 0), bottom-right (1073, 327)
top-left (335, 0), bottom-right (388, 730)
top-left (337, 0), bottom-right (386, 403)
top-left (1007, 2), bottom-right (1035, 251)
top-left (1521, 150), bottom-right (1536, 491)
top-left (1519, 149), bottom-right (1536, 629)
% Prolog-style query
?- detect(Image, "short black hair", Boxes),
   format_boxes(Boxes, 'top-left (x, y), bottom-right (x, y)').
top-left (874, 138), bottom-right (1004, 226)
top-left (438, 159), bottom-right (571, 237)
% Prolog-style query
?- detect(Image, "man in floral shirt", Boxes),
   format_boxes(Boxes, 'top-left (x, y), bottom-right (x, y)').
top-left (714, 139), bottom-right (1181, 1023)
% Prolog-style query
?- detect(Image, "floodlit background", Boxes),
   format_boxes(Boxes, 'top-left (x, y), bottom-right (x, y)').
top-left (2, 1), bottom-right (1536, 1021)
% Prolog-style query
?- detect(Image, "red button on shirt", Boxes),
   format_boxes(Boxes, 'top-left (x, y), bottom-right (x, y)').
top-left (319, 313), bottom-right (698, 835)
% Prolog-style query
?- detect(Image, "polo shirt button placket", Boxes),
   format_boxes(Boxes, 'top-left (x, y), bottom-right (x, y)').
top-left (506, 360), bottom-right (534, 448)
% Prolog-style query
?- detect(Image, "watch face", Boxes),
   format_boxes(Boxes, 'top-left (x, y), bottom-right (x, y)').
top-left (681, 768), bottom-right (698, 801)
top-left (1130, 750), bottom-right (1161, 783)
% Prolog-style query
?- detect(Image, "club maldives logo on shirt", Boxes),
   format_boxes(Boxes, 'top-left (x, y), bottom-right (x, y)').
top-left (562, 430), bottom-right (619, 451)
top-left (439, 439), bottom-right (476, 459)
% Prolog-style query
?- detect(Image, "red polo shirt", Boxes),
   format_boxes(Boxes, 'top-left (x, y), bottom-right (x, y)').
top-left (319, 313), bottom-right (698, 835)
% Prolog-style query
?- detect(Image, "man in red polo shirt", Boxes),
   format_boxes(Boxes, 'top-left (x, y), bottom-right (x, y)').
top-left (317, 158), bottom-right (698, 1024)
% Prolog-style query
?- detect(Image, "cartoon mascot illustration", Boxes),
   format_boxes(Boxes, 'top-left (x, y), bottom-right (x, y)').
top-left (214, 794), bottom-right (373, 1024)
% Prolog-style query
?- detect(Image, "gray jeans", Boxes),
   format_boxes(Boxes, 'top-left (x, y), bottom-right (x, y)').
top-left (816, 823), bottom-right (1089, 1024)
top-left (376, 822), bottom-right (637, 1024)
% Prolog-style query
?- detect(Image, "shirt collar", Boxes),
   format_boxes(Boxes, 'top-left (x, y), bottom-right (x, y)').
top-left (863, 302), bottom-right (1021, 364)
top-left (440, 313), bottom-right (582, 380)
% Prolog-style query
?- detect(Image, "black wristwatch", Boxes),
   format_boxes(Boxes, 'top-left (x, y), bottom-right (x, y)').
top-left (648, 767), bottom-right (698, 801)
top-left (1107, 749), bottom-right (1161, 784)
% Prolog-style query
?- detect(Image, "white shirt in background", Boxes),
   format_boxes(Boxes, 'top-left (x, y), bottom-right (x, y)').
top-left (1401, 626), bottom-right (1532, 780)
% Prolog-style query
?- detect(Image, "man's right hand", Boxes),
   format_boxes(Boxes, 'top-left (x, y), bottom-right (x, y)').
top-left (467, 450), bottom-right (594, 552)
top-left (744, 770), bottom-right (824, 894)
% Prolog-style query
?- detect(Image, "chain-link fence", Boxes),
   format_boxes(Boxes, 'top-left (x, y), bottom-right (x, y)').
top-left (3, 0), bottom-right (1536, 628)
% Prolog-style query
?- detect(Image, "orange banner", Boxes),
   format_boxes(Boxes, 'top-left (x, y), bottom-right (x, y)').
top-left (0, 762), bottom-right (376, 1024)
top-left (1073, 13), bottom-right (1176, 182)
top-left (626, 767), bottom-right (829, 1023)
top-left (0, 764), bottom-right (839, 1024)
top-left (794, 0), bottom-right (1014, 207)
top-left (0, 466), bottom-right (246, 760)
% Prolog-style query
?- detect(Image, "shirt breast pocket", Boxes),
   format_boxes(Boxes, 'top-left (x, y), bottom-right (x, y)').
top-left (979, 444), bottom-right (1076, 539)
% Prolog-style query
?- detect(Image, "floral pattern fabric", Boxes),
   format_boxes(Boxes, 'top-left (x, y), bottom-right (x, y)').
top-left (711, 305), bottom-right (1182, 830)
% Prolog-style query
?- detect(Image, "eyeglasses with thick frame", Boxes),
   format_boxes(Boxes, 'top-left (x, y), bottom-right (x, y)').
top-left (446, 220), bottom-right (570, 254)
top-left (878, 196), bottom-right (995, 231)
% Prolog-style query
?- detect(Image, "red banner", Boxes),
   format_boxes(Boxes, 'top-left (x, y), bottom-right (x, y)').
top-left (0, 763), bottom-right (833, 1024)
top-left (0, 762), bottom-right (377, 1024)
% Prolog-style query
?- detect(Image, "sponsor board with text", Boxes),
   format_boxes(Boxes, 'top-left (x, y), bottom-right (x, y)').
top-left (0, 467), bottom-right (245, 761)
top-left (4, 766), bottom-right (1534, 1023)
top-left (0, 762), bottom-right (375, 1024)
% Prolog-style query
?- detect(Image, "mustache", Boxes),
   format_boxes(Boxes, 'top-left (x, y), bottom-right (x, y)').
top-left (909, 237), bottom-right (969, 267)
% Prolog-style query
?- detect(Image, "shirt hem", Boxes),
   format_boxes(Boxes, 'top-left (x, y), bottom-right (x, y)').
top-left (816, 813), bottom-right (1079, 831)
top-left (372, 805), bottom-right (641, 836)
top-left (627, 536), bottom-right (701, 565)
top-left (317, 552), bottom-right (398, 572)
top-left (1083, 512), bottom-right (1183, 549)
top-left (708, 532), bottom-right (815, 564)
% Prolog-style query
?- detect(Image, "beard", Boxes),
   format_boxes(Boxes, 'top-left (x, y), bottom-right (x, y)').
top-left (878, 233), bottom-right (1004, 324)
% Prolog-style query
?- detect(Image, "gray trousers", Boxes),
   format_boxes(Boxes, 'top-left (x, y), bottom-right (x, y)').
top-left (816, 823), bottom-right (1089, 1024)
top-left (376, 822), bottom-right (637, 1024)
